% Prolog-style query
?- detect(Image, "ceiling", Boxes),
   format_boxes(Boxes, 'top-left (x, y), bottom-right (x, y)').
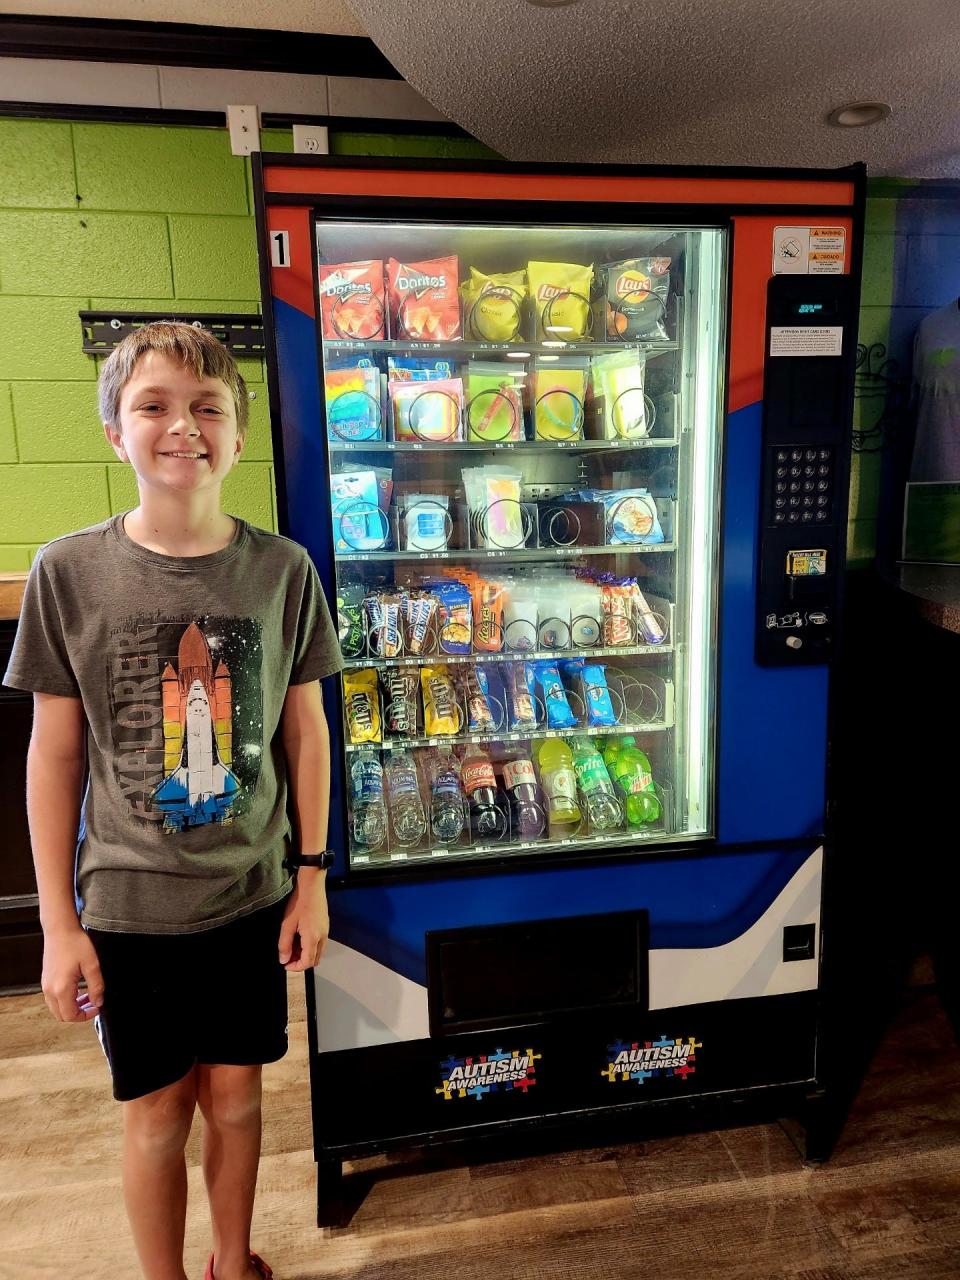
top-left (6, 0), bottom-right (960, 177)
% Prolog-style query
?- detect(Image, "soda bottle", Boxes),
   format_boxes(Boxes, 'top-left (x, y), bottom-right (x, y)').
top-left (427, 749), bottom-right (466, 845)
top-left (502, 756), bottom-right (547, 839)
top-left (612, 745), bottom-right (663, 826)
top-left (602, 734), bottom-right (636, 771)
top-left (350, 749), bottom-right (387, 852)
top-left (461, 745), bottom-right (507, 841)
top-left (570, 737), bottom-right (623, 831)
top-left (537, 739), bottom-right (581, 826)
top-left (384, 750), bottom-right (427, 848)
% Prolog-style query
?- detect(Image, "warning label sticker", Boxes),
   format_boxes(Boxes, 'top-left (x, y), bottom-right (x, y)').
top-left (770, 326), bottom-right (843, 357)
top-left (773, 227), bottom-right (846, 275)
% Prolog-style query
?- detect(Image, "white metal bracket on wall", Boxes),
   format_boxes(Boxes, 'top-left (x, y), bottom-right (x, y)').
top-left (227, 104), bottom-right (260, 156)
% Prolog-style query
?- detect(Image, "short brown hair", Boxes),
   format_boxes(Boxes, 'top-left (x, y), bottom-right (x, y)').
top-left (98, 321), bottom-right (249, 436)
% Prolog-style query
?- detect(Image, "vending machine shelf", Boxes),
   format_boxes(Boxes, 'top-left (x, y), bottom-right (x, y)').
top-left (340, 642), bottom-right (674, 670)
top-left (335, 542), bottom-right (677, 563)
top-left (343, 716), bottom-right (673, 756)
top-left (328, 436), bottom-right (679, 454)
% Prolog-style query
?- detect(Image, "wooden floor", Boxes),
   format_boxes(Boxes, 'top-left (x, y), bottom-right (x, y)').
top-left (2, 978), bottom-right (959, 1280)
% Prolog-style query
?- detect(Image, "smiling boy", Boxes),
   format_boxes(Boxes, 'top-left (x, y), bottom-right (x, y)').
top-left (2, 322), bottom-right (343, 1280)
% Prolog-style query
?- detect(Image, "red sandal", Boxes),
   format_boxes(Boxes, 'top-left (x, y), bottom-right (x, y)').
top-left (204, 1253), bottom-right (273, 1280)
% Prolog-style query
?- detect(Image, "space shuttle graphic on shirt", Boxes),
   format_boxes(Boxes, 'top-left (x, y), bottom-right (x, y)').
top-left (150, 623), bottom-right (241, 831)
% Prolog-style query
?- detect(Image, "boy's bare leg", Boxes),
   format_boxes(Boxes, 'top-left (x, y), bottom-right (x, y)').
top-left (196, 1063), bottom-right (265, 1280)
top-left (122, 1069), bottom-right (198, 1280)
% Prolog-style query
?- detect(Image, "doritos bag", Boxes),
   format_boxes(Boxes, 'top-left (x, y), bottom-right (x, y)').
top-left (387, 256), bottom-right (461, 341)
top-left (319, 260), bottom-right (386, 340)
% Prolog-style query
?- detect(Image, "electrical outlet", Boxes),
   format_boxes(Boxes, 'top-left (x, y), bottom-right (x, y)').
top-left (294, 124), bottom-right (330, 155)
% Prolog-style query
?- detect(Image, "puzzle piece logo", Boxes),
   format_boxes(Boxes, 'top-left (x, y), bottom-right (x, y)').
top-left (601, 1035), bottom-right (701, 1086)
top-left (435, 1047), bottom-right (540, 1102)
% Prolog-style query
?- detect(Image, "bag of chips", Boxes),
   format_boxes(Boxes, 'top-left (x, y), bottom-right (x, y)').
top-left (460, 267), bottom-right (527, 341)
top-left (387, 256), bottom-right (461, 341)
top-left (597, 256), bottom-right (671, 341)
top-left (337, 583), bottom-right (366, 658)
top-left (434, 578), bottom-right (473, 654)
top-left (344, 668), bottom-right (381, 744)
top-left (319, 260), bottom-right (386, 341)
top-left (528, 261), bottom-right (593, 341)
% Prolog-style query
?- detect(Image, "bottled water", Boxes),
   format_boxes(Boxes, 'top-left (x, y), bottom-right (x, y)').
top-left (428, 750), bottom-right (466, 845)
top-left (350, 750), bottom-right (387, 852)
top-left (384, 750), bottom-right (428, 848)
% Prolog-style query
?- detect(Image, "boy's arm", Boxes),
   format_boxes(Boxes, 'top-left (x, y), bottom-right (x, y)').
top-left (28, 692), bottom-right (104, 1022)
top-left (279, 679), bottom-right (332, 972)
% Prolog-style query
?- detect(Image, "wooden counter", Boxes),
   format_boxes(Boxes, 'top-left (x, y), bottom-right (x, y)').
top-left (0, 573), bottom-right (27, 622)
top-left (889, 564), bottom-right (960, 636)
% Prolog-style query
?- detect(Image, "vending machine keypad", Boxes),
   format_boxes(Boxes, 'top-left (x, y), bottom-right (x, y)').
top-left (756, 275), bottom-right (855, 666)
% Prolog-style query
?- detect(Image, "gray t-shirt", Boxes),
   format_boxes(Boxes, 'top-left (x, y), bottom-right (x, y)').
top-left (910, 301), bottom-right (960, 482)
top-left (2, 513), bottom-right (343, 935)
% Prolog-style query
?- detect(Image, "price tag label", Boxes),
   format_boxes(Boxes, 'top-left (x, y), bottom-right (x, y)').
top-left (390, 853), bottom-right (408, 861)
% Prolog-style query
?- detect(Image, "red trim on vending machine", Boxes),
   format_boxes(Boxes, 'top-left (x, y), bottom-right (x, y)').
top-left (263, 163), bottom-right (856, 210)
top-left (727, 216), bottom-right (853, 414)
top-left (267, 205), bottom-right (315, 317)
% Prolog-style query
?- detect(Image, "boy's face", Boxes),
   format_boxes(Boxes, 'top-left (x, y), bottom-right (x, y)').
top-left (104, 351), bottom-right (244, 496)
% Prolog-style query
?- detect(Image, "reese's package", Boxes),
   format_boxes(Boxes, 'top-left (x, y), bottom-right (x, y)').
top-left (387, 255), bottom-right (461, 341)
top-left (598, 256), bottom-right (671, 341)
top-left (319, 260), bottom-right (386, 341)
top-left (528, 261), bottom-right (593, 341)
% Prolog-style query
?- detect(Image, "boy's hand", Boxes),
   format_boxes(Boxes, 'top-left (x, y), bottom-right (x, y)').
top-left (41, 925), bottom-right (105, 1022)
top-left (278, 873), bottom-right (330, 972)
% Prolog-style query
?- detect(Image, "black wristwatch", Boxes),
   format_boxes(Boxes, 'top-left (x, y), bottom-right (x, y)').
top-left (283, 849), bottom-right (335, 871)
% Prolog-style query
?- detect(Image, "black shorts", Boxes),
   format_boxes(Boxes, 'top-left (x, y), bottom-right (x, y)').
top-left (87, 894), bottom-right (291, 1103)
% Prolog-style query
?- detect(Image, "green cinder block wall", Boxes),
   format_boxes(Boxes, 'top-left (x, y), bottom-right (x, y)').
top-left (0, 117), bottom-right (492, 570)
top-left (0, 116), bottom-right (889, 570)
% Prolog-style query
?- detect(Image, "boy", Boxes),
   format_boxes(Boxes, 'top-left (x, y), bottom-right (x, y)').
top-left (2, 322), bottom-right (343, 1280)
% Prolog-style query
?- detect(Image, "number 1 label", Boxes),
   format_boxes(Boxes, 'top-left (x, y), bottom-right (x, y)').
top-left (271, 230), bottom-right (290, 268)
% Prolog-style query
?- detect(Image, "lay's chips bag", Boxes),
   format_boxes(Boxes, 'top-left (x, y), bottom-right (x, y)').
top-left (528, 261), bottom-right (593, 342)
top-left (387, 256), bottom-right (461, 341)
top-left (319, 260), bottom-right (386, 341)
top-left (461, 266), bottom-right (527, 341)
top-left (597, 256), bottom-right (671, 340)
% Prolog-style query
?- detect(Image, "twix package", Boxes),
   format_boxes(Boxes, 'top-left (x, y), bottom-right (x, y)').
top-left (319, 260), bottom-right (386, 340)
top-left (387, 256), bottom-right (461, 342)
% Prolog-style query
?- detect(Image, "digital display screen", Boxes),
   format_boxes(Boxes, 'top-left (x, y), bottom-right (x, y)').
top-left (791, 300), bottom-right (837, 317)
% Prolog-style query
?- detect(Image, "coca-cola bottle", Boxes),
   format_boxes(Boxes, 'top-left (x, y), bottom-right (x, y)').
top-left (502, 756), bottom-right (546, 840)
top-left (460, 745), bottom-right (507, 842)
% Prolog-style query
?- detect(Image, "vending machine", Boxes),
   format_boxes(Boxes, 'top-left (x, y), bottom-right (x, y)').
top-left (253, 157), bottom-right (864, 1209)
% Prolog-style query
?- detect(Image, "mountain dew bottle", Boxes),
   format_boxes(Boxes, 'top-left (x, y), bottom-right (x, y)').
top-left (612, 745), bottom-right (662, 826)
top-left (603, 734), bottom-right (637, 771)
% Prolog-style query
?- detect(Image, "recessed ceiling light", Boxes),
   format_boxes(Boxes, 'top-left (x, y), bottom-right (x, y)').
top-left (827, 102), bottom-right (891, 128)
